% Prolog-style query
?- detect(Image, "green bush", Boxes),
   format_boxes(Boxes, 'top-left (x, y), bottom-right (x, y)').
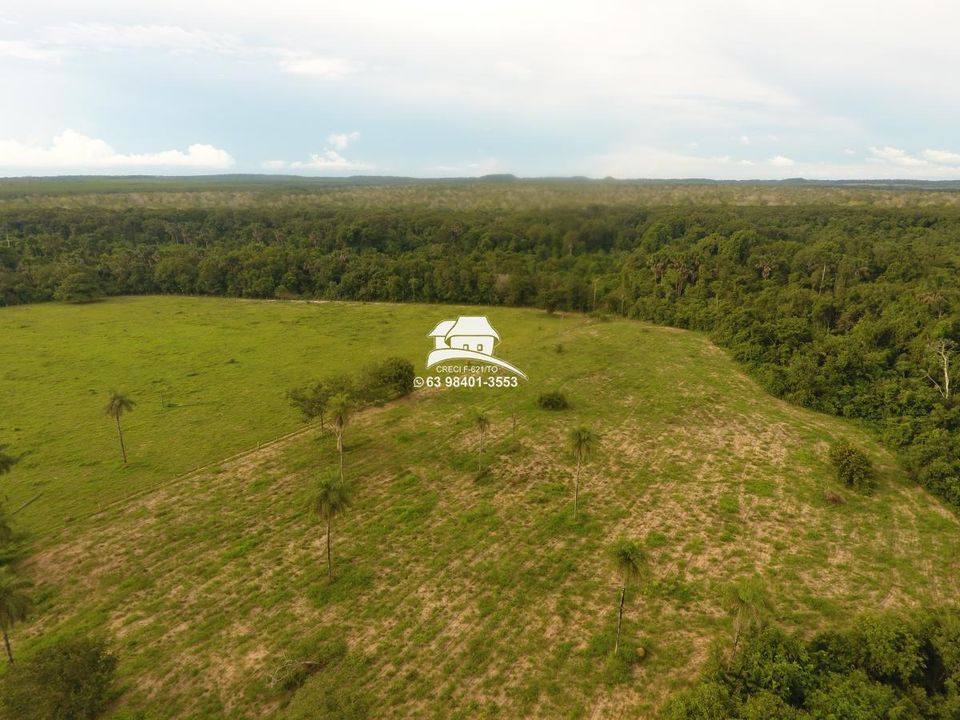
top-left (663, 608), bottom-right (960, 720)
top-left (0, 636), bottom-right (117, 720)
top-left (537, 391), bottom-right (569, 410)
top-left (358, 357), bottom-right (415, 403)
top-left (828, 441), bottom-right (875, 492)
top-left (53, 271), bottom-right (103, 304)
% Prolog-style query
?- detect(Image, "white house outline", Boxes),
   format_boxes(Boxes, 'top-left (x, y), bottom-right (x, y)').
top-left (426, 316), bottom-right (527, 378)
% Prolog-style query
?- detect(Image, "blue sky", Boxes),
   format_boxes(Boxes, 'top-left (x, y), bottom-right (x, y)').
top-left (2, 0), bottom-right (960, 179)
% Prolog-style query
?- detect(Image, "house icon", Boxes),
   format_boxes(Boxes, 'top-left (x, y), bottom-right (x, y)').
top-left (428, 316), bottom-right (500, 356)
top-left (425, 315), bottom-right (527, 378)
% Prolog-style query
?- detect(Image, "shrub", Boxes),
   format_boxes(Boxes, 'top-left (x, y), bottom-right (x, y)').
top-left (537, 391), bottom-right (569, 410)
top-left (823, 489), bottom-right (844, 505)
top-left (0, 636), bottom-right (117, 720)
top-left (53, 271), bottom-right (103, 303)
top-left (357, 357), bottom-right (415, 403)
top-left (828, 441), bottom-right (875, 492)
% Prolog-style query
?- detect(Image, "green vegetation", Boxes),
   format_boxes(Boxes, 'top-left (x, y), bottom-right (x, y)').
top-left (663, 608), bottom-right (960, 720)
top-left (2, 184), bottom-right (958, 515)
top-left (538, 391), bottom-right (569, 410)
top-left (0, 296), bottom-right (957, 717)
top-left (568, 425), bottom-right (597, 518)
top-left (0, 636), bottom-right (117, 720)
top-left (103, 392), bottom-right (135, 466)
top-left (0, 570), bottom-right (31, 663)
top-left (0, 297), bottom-right (493, 535)
top-left (474, 410), bottom-right (490, 472)
top-left (2, 180), bottom-right (960, 717)
top-left (609, 539), bottom-right (646, 657)
top-left (828, 440), bottom-right (876, 492)
top-left (308, 471), bottom-right (355, 580)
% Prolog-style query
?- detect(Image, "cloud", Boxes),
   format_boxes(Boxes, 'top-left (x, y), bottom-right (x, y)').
top-left (922, 149), bottom-right (960, 164)
top-left (869, 146), bottom-right (928, 167)
top-left (0, 40), bottom-right (59, 62)
top-left (289, 150), bottom-right (367, 170)
top-left (264, 132), bottom-right (369, 173)
top-left (0, 130), bottom-right (235, 172)
top-left (327, 131), bottom-right (360, 151)
top-left (739, 135), bottom-right (751, 145)
top-left (276, 54), bottom-right (356, 79)
top-left (41, 23), bottom-right (241, 54)
top-left (769, 155), bottom-right (795, 167)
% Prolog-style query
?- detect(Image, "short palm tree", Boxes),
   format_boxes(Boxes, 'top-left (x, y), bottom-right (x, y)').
top-left (568, 426), bottom-right (597, 518)
top-left (475, 411), bottom-right (490, 471)
top-left (327, 393), bottom-right (351, 480)
top-left (308, 470), bottom-right (354, 579)
top-left (0, 569), bottom-right (31, 663)
top-left (723, 576), bottom-right (774, 652)
top-left (0, 505), bottom-right (13, 545)
top-left (104, 392), bottom-right (135, 465)
top-left (0, 444), bottom-right (16, 477)
top-left (610, 539), bottom-right (646, 655)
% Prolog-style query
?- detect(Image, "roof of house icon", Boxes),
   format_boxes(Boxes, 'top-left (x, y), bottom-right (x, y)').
top-left (428, 316), bottom-right (500, 341)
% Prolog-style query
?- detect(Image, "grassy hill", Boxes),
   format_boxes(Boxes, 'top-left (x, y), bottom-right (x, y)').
top-left (2, 297), bottom-right (959, 718)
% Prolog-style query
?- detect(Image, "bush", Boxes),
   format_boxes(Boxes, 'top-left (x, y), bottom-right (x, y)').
top-left (0, 636), bottom-right (117, 720)
top-left (358, 357), bottom-right (415, 403)
top-left (828, 441), bottom-right (875, 492)
top-left (53, 271), bottom-right (103, 303)
top-left (537, 391), bottom-right (569, 410)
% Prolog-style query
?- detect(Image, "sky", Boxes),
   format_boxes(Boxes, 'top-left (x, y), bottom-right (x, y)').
top-left (1, 1), bottom-right (960, 179)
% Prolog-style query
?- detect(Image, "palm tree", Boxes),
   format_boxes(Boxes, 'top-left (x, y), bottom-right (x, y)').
top-left (723, 576), bottom-right (774, 652)
top-left (475, 411), bottom-right (490, 471)
top-left (0, 505), bottom-right (13, 545)
top-left (308, 470), bottom-right (354, 579)
top-left (104, 392), bottom-right (135, 465)
top-left (0, 444), bottom-right (16, 477)
top-left (610, 539), bottom-right (646, 656)
top-left (327, 393), bottom-right (351, 480)
top-left (0, 569), bottom-right (31, 663)
top-left (568, 426), bottom-right (597, 518)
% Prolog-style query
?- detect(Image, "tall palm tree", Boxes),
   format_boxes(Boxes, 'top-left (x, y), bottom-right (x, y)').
top-left (475, 411), bottom-right (490, 471)
top-left (0, 570), bottom-right (31, 663)
top-left (327, 393), bottom-right (351, 480)
top-left (723, 576), bottom-right (774, 652)
top-left (308, 470), bottom-right (354, 579)
top-left (610, 539), bottom-right (646, 656)
top-left (104, 392), bottom-right (135, 465)
top-left (568, 426), bottom-right (597, 518)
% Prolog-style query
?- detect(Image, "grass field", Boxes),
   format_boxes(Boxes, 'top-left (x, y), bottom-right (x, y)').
top-left (0, 297), bottom-right (561, 536)
top-left (2, 297), bottom-right (959, 718)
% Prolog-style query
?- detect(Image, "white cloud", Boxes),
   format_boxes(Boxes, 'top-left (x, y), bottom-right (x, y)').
top-left (290, 150), bottom-right (367, 170)
top-left (739, 135), bottom-right (751, 145)
top-left (327, 131), bottom-right (360, 151)
top-left (0, 40), bottom-right (59, 62)
top-left (0, 130), bottom-right (234, 172)
top-left (922, 149), bottom-right (960, 164)
top-left (41, 22), bottom-right (241, 54)
top-left (869, 146), bottom-right (928, 167)
top-left (276, 53), bottom-right (355, 78)
top-left (264, 132), bottom-right (369, 173)
top-left (843, 148), bottom-right (856, 155)
top-left (769, 155), bottom-right (795, 167)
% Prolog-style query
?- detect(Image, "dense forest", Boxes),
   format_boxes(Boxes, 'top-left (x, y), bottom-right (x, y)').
top-left (1, 189), bottom-right (958, 512)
